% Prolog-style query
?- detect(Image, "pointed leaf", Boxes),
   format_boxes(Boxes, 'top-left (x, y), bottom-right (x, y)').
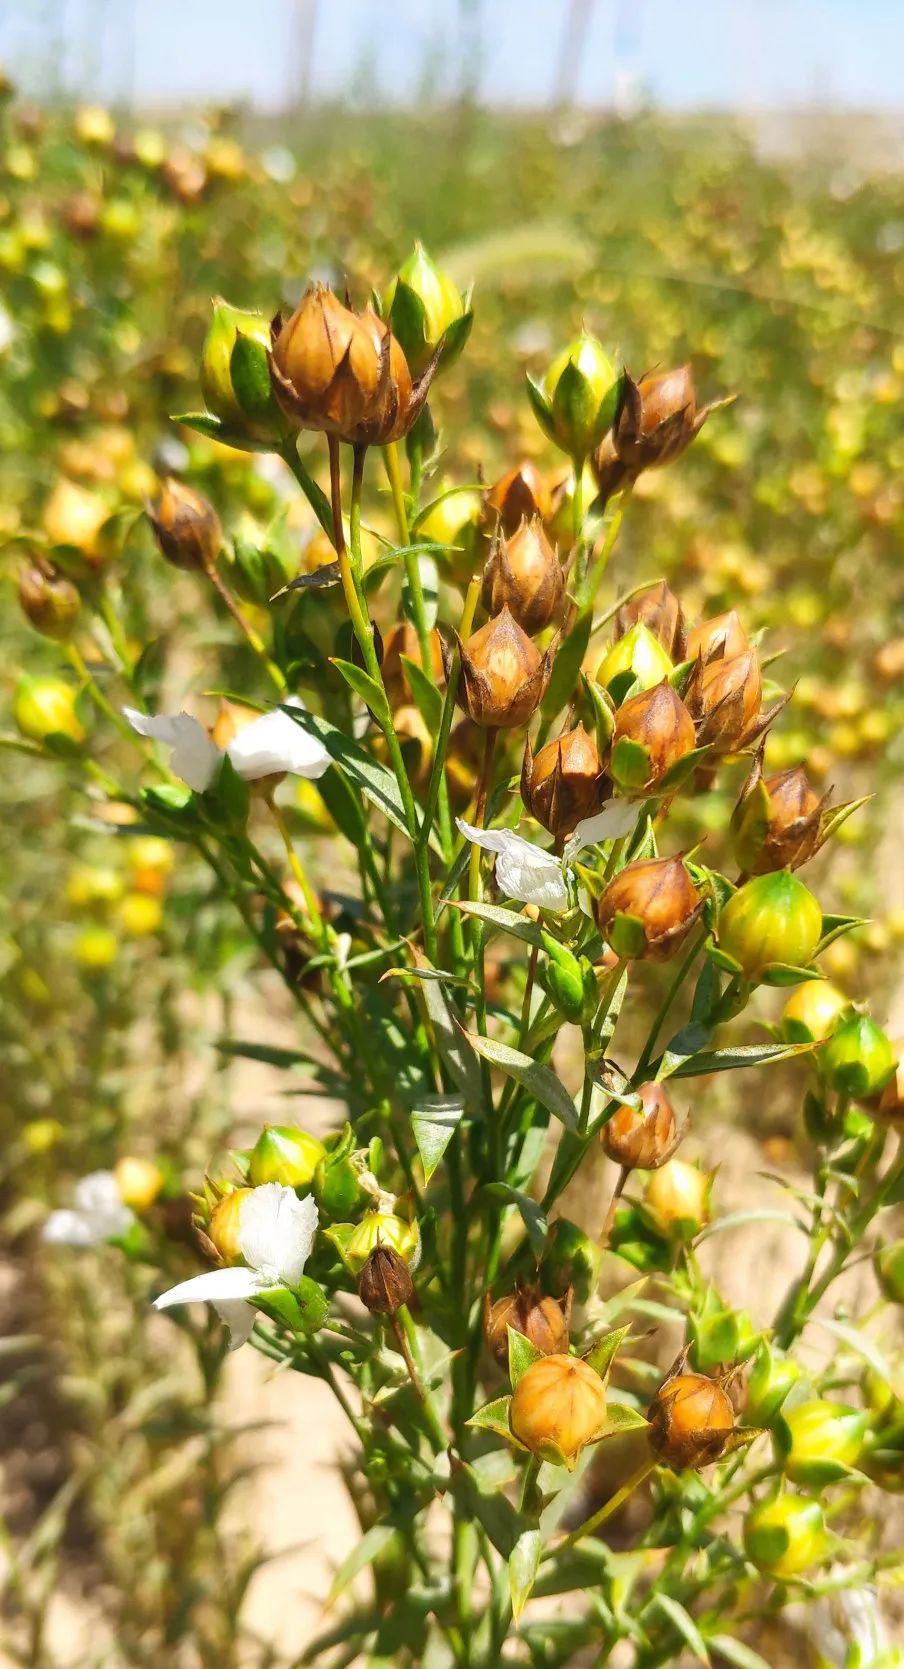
top-left (482, 1184), bottom-right (548, 1256)
top-left (399, 653), bottom-right (444, 730)
top-left (326, 1522), bottom-right (401, 1607)
top-left (708, 1639), bottom-right (771, 1669)
top-left (410, 1096), bottom-right (465, 1182)
top-left (467, 1395), bottom-right (514, 1440)
top-left (583, 1326), bottom-right (631, 1384)
top-left (654, 1594), bottom-right (710, 1665)
top-left (541, 608), bottom-right (593, 722)
top-left (330, 657), bottom-right (392, 726)
top-left (597, 1402), bottom-right (650, 1437)
top-left (508, 1326), bottom-right (545, 1389)
top-left (417, 956), bottom-right (483, 1106)
top-left (666, 1040), bottom-right (814, 1079)
top-left (451, 899), bottom-right (547, 948)
top-left (509, 1529), bottom-right (542, 1622)
top-left (465, 1033), bottom-right (577, 1128)
top-left (283, 706), bottom-right (442, 854)
top-left (170, 411), bottom-right (274, 453)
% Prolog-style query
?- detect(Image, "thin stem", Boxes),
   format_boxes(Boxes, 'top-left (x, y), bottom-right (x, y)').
top-left (600, 1165), bottom-right (630, 1248)
top-left (636, 930), bottom-right (704, 1076)
top-left (393, 1306), bottom-right (449, 1449)
top-left (421, 573), bottom-right (482, 850)
top-left (267, 797), bottom-right (324, 933)
top-left (551, 1458), bottom-right (656, 1556)
top-left (206, 565), bottom-right (286, 694)
top-left (580, 488), bottom-right (630, 610)
top-left (65, 643), bottom-right (142, 748)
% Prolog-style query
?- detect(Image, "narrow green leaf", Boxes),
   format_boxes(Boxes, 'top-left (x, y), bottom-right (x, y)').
top-left (654, 1594), bottom-right (710, 1665)
top-left (467, 1395), bottom-right (514, 1439)
top-left (419, 965), bottom-right (483, 1107)
top-left (809, 1317), bottom-right (902, 1392)
top-left (583, 1325), bottom-right (631, 1383)
top-left (330, 657), bottom-right (392, 725)
top-left (170, 411), bottom-right (274, 453)
top-left (667, 1040), bottom-right (814, 1079)
top-left (326, 1522), bottom-right (400, 1607)
top-left (282, 706), bottom-right (442, 854)
top-left (452, 899), bottom-right (547, 948)
top-left (508, 1327), bottom-right (544, 1389)
top-left (708, 1636), bottom-right (771, 1669)
top-left (697, 1208), bottom-right (806, 1242)
top-left (399, 653), bottom-right (444, 730)
top-left (463, 1033), bottom-right (578, 1130)
top-left (598, 1402), bottom-right (650, 1437)
top-left (410, 1096), bottom-right (465, 1182)
top-left (509, 1529), bottom-right (542, 1622)
top-left (482, 1184), bottom-right (548, 1256)
top-left (541, 608), bottom-right (593, 722)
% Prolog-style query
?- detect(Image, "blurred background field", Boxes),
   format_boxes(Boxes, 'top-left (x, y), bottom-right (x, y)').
top-left (2, 2), bottom-right (904, 1665)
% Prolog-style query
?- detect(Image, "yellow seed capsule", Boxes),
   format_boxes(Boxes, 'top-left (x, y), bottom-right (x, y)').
top-left (647, 1370), bottom-right (735, 1469)
top-left (509, 1354), bottom-right (608, 1465)
top-left (115, 1156), bottom-right (164, 1212)
top-left (118, 893), bottom-right (163, 937)
top-left (644, 1160), bottom-right (711, 1237)
top-left (208, 1188), bottom-right (253, 1263)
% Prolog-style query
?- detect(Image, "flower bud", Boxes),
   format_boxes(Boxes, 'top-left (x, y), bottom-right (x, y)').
top-left (248, 1125), bottom-right (326, 1188)
top-left (876, 1241), bottom-right (904, 1305)
top-left (270, 284), bottom-right (434, 447)
top-left (357, 1245), bottom-right (415, 1315)
top-left (596, 856), bottom-right (703, 962)
top-left (684, 650), bottom-right (768, 754)
top-left (455, 606), bottom-right (553, 729)
top-left (732, 759), bottom-right (829, 874)
top-left (385, 242), bottom-right (472, 379)
top-left (716, 872), bottom-right (823, 981)
top-left (743, 1494), bottom-right (828, 1579)
top-left (147, 478), bottom-right (222, 572)
top-left (688, 1298), bottom-right (758, 1373)
top-left (482, 516), bottom-right (564, 637)
top-left (509, 1353), bottom-right (609, 1465)
top-left (643, 1160), bottom-right (712, 1238)
top-left (208, 1187), bottom-right (253, 1263)
top-left (593, 365), bottom-right (727, 491)
top-left (18, 563), bottom-right (80, 640)
top-left (601, 1081), bottom-right (682, 1171)
top-left (614, 581), bottom-right (685, 660)
top-left (482, 462), bottom-right (553, 537)
top-left (483, 1285), bottom-right (571, 1370)
top-left (820, 1014), bottom-right (896, 1099)
top-left (541, 1218), bottom-right (603, 1305)
top-left (313, 1151), bottom-right (365, 1219)
top-left (200, 299), bottom-right (284, 441)
top-left (596, 622), bottom-right (674, 705)
top-left (381, 621), bottom-right (446, 705)
top-left (610, 680), bottom-right (696, 795)
top-left (685, 609), bottom-right (749, 663)
top-left (114, 1156), bottom-right (164, 1212)
top-left (527, 332), bottom-right (623, 461)
top-left (775, 1398), bottom-right (867, 1485)
top-left (647, 1369), bottom-right (736, 1469)
top-left (521, 724), bottom-right (604, 837)
top-left (14, 676), bottom-right (86, 746)
top-left (745, 1342), bottom-right (799, 1426)
top-left (781, 980), bottom-right (850, 1045)
top-left (344, 1211), bottom-right (419, 1273)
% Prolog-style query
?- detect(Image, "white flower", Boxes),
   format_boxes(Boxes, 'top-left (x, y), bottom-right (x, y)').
top-left (153, 1183), bottom-right (319, 1350)
top-left (123, 699), bottom-right (330, 792)
top-left (457, 800), bottom-right (637, 914)
top-left (43, 1171), bottom-right (135, 1248)
top-left (802, 1572), bottom-right (888, 1668)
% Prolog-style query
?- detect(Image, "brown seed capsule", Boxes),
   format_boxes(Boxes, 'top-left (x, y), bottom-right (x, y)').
top-left (357, 1245), bottom-right (415, 1315)
top-left (509, 1353), bottom-right (609, 1465)
top-left (684, 649), bottom-right (776, 755)
top-left (482, 516), bottom-right (565, 637)
top-left (146, 477), bottom-right (221, 572)
top-left (647, 1368), bottom-right (736, 1469)
top-left (455, 606), bottom-right (554, 729)
top-left (732, 753), bottom-right (829, 874)
top-left (521, 724), bottom-right (605, 837)
top-left (61, 192), bottom-right (101, 238)
top-left (596, 856), bottom-right (703, 962)
top-left (380, 621), bottom-right (446, 705)
top-left (615, 581), bottom-right (686, 660)
top-left (685, 608), bottom-right (749, 664)
top-left (18, 563), bottom-right (81, 641)
top-left (601, 1081), bottom-right (683, 1171)
top-left (592, 366), bottom-right (730, 504)
top-left (270, 283), bottom-right (435, 447)
top-left (483, 462), bottom-right (553, 536)
top-left (610, 680), bottom-right (696, 794)
top-left (483, 1284), bottom-right (572, 1370)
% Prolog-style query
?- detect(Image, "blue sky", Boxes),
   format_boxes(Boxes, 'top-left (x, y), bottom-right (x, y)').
top-left (3, 0), bottom-right (903, 111)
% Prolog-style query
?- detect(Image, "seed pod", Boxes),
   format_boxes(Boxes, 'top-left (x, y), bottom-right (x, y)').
top-left (601, 1081), bottom-right (683, 1171)
top-left (14, 676), bottom-right (86, 745)
top-left (684, 649), bottom-right (770, 754)
top-left (43, 478), bottom-right (110, 565)
top-left (248, 1125), bottom-right (326, 1188)
top-left (716, 871), bottom-right (823, 980)
top-left (541, 1219), bottom-right (603, 1305)
top-left (732, 755), bottom-right (829, 874)
top-left (521, 724), bottom-right (604, 837)
top-left (781, 979), bottom-right (850, 1044)
top-left (685, 609), bottom-right (749, 663)
top-left (482, 462), bottom-right (553, 537)
top-left (647, 1368), bottom-right (736, 1469)
top-left (344, 1211), bottom-right (420, 1272)
top-left (745, 1341), bottom-right (799, 1426)
top-left (455, 606), bottom-right (554, 729)
top-left (609, 680), bottom-right (696, 795)
top-left (147, 477), bottom-right (222, 572)
top-left (483, 1284), bottom-right (571, 1369)
top-left (18, 563), bottom-right (80, 640)
top-left (380, 621), bottom-right (446, 706)
top-left (596, 622), bottom-right (674, 703)
top-left (481, 516), bottom-right (564, 636)
top-left (358, 1245), bottom-right (415, 1315)
top-left (820, 1013), bottom-right (896, 1100)
top-left (200, 299), bottom-right (284, 441)
top-left (270, 283), bottom-right (436, 447)
top-left (593, 364), bottom-right (729, 495)
top-left (527, 332), bottom-right (623, 460)
top-left (207, 1187), bottom-right (253, 1262)
top-left (385, 242), bottom-right (472, 379)
top-left (775, 1398), bottom-right (867, 1486)
top-left (509, 1353), bottom-right (609, 1465)
top-left (743, 1494), bottom-right (827, 1579)
top-left (643, 1160), bottom-right (712, 1237)
top-left (114, 1156), bottom-right (164, 1212)
top-left (614, 580), bottom-right (685, 660)
top-left (596, 856), bottom-right (703, 962)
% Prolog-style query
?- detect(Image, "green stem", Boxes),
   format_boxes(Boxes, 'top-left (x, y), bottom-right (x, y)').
top-left (206, 564), bottom-right (286, 694)
top-left (550, 1458), bottom-right (656, 1556)
top-left (579, 488), bottom-right (630, 610)
top-left (65, 643), bottom-right (143, 749)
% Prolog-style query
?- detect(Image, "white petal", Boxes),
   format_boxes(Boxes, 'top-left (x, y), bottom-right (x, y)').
top-left (237, 1184), bottom-right (319, 1287)
top-left (564, 800), bottom-right (638, 862)
top-left (42, 1208), bottom-right (105, 1247)
top-left (227, 708), bottom-right (330, 781)
top-left (457, 817), bottom-right (569, 912)
top-left (213, 1298), bottom-right (258, 1350)
top-left (73, 1170), bottom-right (120, 1214)
top-left (153, 1265), bottom-right (263, 1311)
top-left (123, 708), bottom-right (222, 792)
